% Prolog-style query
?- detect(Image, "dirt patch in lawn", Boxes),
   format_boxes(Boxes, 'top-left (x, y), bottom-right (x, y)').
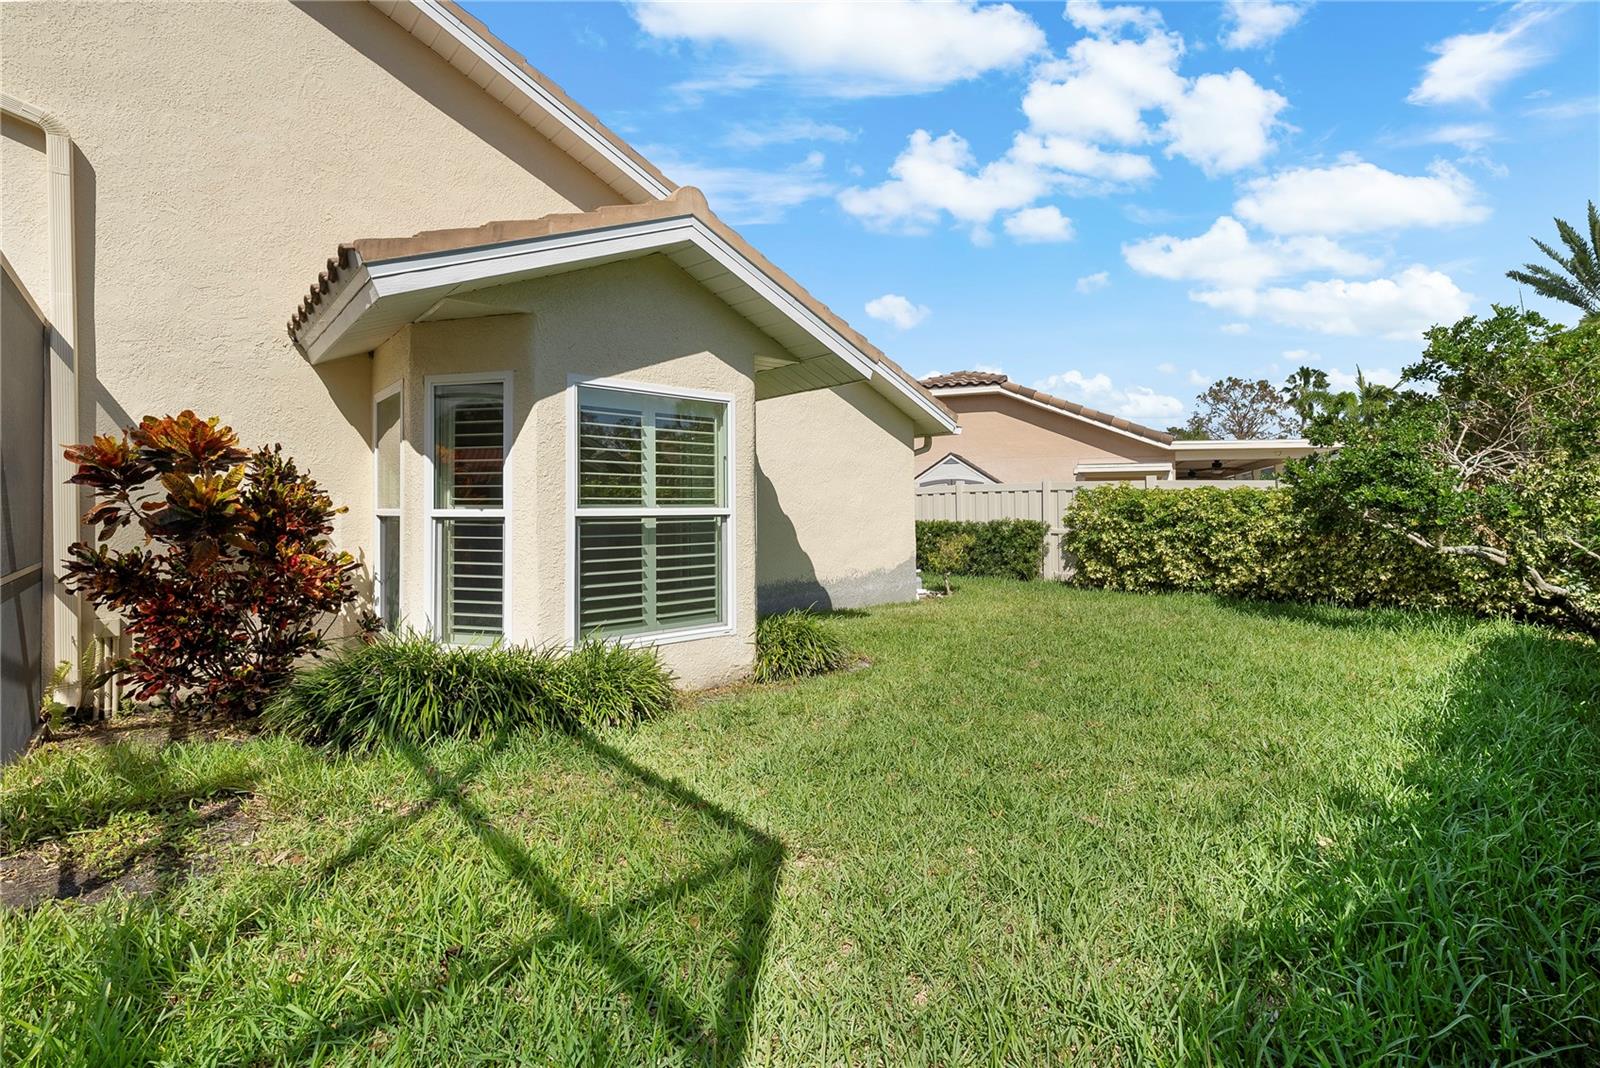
top-left (30, 709), bottom-right (259, 755)
top-left (0, 794), bottom-right (265, 912)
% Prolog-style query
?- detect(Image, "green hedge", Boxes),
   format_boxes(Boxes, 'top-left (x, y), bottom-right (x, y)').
top-left (916, 519), bottom-right (1049, 580)
top-left (1061, 485), bottom-right (1529, 614)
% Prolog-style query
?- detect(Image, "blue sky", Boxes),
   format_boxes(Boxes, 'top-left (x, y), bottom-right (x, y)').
top-left (462, 1), bottom-right (1598, 426)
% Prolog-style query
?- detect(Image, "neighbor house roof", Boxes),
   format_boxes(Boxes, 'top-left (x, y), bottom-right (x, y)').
top-left (288, 187), bottom-right (958, 434)
top-left (915, 451), bottom-right (1000, 483)
top-left (374, 0), bottom-right (675, 202)
top-left (921, 371), bottom-right (1174, 446)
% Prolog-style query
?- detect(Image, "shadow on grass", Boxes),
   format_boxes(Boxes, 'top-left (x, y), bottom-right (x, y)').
top-left (33, 729), bottom-right (783, 1066)
top-left (1180, 628), bottom-right (1600, 1064)
top-left (0, 740), bottom-right (267, 852)
top-left (279, 732), bottom-right (783, 1065)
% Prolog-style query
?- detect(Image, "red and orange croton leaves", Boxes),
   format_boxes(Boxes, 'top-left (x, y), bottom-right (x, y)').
top-left (63, 412), bottom-right (365, 717)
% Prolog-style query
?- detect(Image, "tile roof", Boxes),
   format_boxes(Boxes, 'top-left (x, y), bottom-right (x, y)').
top-left (287, 186), bottom-right (954, 426)
top-left (920, 370), bottom-right (1174, 445)
top-left (921, 371), bottom-right (1010, 387)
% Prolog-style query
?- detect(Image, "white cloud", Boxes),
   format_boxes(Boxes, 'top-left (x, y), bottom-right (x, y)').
top-left (1281, 348), bottom-right (1319, 364)
top-left (720, 119), bottom-right (855, 150)
top-left (864, 293), bottom-right (931, 330)
top-left (650, 150), bottom-right (834, 224)
top-left (1122, 216), bottom-right (1379, 288)
top-left (838, 130), bottom-right (1052, 234)
top-left (1034, 369), bottom-right (1185, 422)
top-left (632, 1), bottom-right (1046, 96)
top-left (1156, 360), bottom-right (1177, 374)
top-left (1009, 134), bottom-right (1156, 181)
top-left (1065, 0), bottom-right (1164, 36)
top-left (1409, 7), bottom-right (1556, 107)
top-left (1187, 368), bottom-right (1210, 385)
top-left (1076, 271), bottom-right (1112, 294)
top-left (1398, 123), bottom-right (1499, 150)
top-left (1194, 266), bottom-right (1473, 339)
top-left (1234, 159), bottom-right (1488, 235)
top-left (1220, 0), bottom-right (1306, 49)
top-left (1160, 70), bottom-right (1289, 175)
top-left (1004, 205), bottom-right (1076, 243)
top-left (1325, 366), bottom-right (1402, 391)
top-left (1523, 96), bottom-right (1600, 121)
top-left (1220, 322), bottom-right (1251, 335)
top-left (1024, 19), bottom-right (1286, 174)
top-left (1022, 30), bottom-right (1187, 145)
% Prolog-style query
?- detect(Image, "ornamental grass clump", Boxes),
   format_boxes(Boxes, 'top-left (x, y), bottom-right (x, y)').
top-left (753, 610), bottom-right (849, 683)
top-left (546, 636), bottom-right (678, 730)
top-left (264, 630), bottom-right (676, 749)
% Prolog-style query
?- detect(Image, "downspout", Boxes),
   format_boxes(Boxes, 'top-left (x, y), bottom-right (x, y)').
top-left (2, 93), bottom-right (83, 697)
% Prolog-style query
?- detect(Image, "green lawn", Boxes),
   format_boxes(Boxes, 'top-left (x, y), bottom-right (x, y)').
top-left (4, 580), bottom-right (1597, 1066)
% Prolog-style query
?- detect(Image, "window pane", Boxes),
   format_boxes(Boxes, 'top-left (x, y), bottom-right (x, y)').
top-left (438, 517), bottom-right (503, 643)
top-left (655, 407), bottom-right (721, 506)
top-left (655, 517), bottom-right (721, 627)
top-left (375, 391), bottom-right (401, 510)
top-left (578, 401), bottom-right (644, 505)
top-left (577, 517), bottom-right (646, 633)
top-left (434, 382), bottom-right (504, 509)
top-left (577, 516), bottom-right (723, 637)
top-left (378, 515), bottom-right (399, 628)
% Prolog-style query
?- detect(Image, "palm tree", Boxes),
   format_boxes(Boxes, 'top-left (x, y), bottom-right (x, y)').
top-left (1507, 201), bottom-right (1600, 323)
top-left (1282, 366), bottom-right (1331, 433)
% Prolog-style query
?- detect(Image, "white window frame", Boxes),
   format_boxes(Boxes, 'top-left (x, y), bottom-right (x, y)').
top-left (424, 372), bottom-right (513, 644)
top-left (372, 380), bottom-right (404, 628)
top-left (565, 374), bottom-right (737, 648)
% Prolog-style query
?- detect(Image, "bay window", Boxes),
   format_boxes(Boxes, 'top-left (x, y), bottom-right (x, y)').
top-left (574, 382), bottom-right (730, 640)
top-left (428, 375), bottom-right (510, 644)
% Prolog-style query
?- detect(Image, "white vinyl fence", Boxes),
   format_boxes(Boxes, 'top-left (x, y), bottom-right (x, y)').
top-left (915, 479), bottom-right (1281, 581)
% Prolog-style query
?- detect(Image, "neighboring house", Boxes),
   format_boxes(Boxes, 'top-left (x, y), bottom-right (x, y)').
top-left (915, 372), bottom-right (1315, 486)
top-left (0, 0), bottom-right (957, 718)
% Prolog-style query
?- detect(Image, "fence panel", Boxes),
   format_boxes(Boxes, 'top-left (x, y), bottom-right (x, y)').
top-left (914, 479), bottom-right (1281, 581)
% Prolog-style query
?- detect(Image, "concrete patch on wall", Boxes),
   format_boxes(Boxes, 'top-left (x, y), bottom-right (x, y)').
top-left (758, 560), bottom-right (918, 615)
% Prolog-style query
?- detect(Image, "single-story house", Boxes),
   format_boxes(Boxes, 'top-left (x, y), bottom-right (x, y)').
top-left (914, 371), bottom-right (1316, 486)
top-left (0, 0), bottom-right (958, 738)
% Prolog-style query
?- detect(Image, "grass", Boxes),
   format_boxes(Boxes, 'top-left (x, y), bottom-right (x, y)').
top-left (2, 579), bottom-right (1596, 1065)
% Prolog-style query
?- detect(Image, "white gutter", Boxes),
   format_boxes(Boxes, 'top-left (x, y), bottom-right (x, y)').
top-left (2, 93), bottom-right (82, 694)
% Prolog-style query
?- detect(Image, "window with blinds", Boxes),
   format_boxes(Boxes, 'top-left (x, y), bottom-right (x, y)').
top-left (575, 385), bottom-right (729, 639)
top-left (430, 379), bottom-right (508, 644)
top-left (374, 387), bottom-right (401, 628)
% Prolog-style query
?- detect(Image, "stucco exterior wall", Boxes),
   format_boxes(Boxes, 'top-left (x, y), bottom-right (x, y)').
top-left (756, 381), bottom-right (920, 612)
top-left (0, 115), bottom-right (50, 304)
top-left (370, 255), bottom-right (760, 688)
top-left (927, 393), bottom-right (1172, 483)
top-left (0, 0), bottom-right (622, 614)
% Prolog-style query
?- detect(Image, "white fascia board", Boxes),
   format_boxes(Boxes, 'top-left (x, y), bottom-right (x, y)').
top-left (1075, 461), bottom-right (1172, 475)
top-left (409, 0), bottom-right (672, 201)
top-left (1170, 438), bottom-right (1316, 453)
top-left (933, 386), bottom-right (1171, 450)
top-left (299, 215), bottom-right (958, 433)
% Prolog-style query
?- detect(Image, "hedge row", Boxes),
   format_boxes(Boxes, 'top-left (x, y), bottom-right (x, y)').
top-left (916, 519), bottom-right (1049, 581)
top-left (1060, 485), bottom-right (1530, 615)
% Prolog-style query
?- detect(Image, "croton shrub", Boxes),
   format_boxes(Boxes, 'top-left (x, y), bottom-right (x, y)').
top-left (63, 412), bottom-right (362, 717)
top-left (1061, 484), bottom-right (1530, 616)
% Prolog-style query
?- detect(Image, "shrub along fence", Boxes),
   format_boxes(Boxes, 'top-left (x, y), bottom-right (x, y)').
top-left (914, 519), bottom-right (1050, 581)
top-left (915, 479), bottom-right (1278, 580)
top-left (914, 480), bottom-right (1531, 618)
top-left (1063, 484), bottom-right (1531, 616)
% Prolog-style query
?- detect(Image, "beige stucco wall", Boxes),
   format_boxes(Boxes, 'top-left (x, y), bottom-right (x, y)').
top-left (926, 393), bottom-right (1172, 483)
top-left (0, 115), bottom-right (51, 305)
top-left (0, 0), bottom-right (619, 563)
top-left (756, 381), bottom-right (921, 611)
top-left (371, 255), bottom-right (760, 688)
